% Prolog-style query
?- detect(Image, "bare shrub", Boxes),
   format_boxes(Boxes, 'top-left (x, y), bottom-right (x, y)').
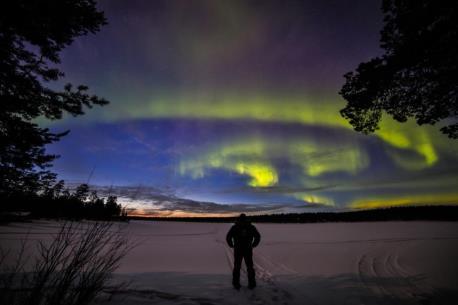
top-left (0, 221), bottom-right (132, 305)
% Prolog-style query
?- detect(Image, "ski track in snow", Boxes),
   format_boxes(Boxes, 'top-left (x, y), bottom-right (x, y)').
top-left (356, 240), bottom-right (437, 305)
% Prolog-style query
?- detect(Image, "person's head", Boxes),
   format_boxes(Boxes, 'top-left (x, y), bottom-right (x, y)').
top-left (239, 213), bottom-right (247, 222)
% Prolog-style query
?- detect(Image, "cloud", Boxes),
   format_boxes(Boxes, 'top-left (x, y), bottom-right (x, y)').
top-left (91, 183), bottom-right (458, 215)
top-left (90, 184), bottom-right (312, 216)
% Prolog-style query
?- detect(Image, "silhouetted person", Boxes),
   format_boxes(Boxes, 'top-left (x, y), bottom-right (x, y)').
top-left (226, 213), bottom-right (261, 290)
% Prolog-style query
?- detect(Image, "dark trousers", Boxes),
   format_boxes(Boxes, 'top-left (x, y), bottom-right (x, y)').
top-left (232, 247), bottom-right (256, 285)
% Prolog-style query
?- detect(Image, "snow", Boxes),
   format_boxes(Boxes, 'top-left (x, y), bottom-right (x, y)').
top-left (1, 220), bottom-right (458, 304)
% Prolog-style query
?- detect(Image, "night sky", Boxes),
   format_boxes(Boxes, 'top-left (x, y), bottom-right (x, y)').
top-left (46, 0), bottom-right (458, 216)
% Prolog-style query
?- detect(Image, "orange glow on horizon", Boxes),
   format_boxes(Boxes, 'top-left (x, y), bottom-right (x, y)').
top-left (127, 209), bottom-right (240, 218)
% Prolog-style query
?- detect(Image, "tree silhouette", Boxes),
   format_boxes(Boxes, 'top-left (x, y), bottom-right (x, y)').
top-left (0, 0), bottom-right (108, 197)
top-left (340, 0), bottom-right (458, 138)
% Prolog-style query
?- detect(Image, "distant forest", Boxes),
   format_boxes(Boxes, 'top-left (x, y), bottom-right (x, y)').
top-left (130, 206), bottom-right (458, 223)
top-left (1, 182), bottom-right (127, 222)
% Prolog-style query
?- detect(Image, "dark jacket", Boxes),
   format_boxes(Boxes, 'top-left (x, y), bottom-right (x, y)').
top-left (226, 220), bottom-right (261, 249)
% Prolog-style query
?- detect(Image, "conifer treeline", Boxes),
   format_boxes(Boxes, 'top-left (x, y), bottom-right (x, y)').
top-left (133, 205), bottom-right (458, 223)
top-left (1, 181), bottom-right (127, 220)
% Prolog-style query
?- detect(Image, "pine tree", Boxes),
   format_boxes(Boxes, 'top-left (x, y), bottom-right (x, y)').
top-left (0, 1), bottom-right (108, 197)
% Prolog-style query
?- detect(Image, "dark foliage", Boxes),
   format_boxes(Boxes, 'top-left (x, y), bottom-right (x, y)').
top-left (340, 0), bottom-right (458, 138)
top-left (0, 222), bottom-right (131, 305)
top-left (133, 206), bottom-right (458, 223)
top-left (0, 0), bottom-right (108, 197)
top-left (0, 182), bottom-right (126, 221)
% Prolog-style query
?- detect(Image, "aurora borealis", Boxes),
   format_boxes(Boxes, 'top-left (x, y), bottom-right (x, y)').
top-left (47, 0), bottom-right (458, 216)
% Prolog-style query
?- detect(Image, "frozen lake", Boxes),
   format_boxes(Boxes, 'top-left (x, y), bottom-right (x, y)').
top-left (1, 220), bottom-right (458, 305)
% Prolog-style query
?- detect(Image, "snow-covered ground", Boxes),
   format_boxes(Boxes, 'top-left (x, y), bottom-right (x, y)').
top-left (1, 220), bottom-right (458, 305)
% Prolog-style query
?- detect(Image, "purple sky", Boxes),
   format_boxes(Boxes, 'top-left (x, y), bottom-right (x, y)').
top-left (45, 0), bottom-right (458, 216)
